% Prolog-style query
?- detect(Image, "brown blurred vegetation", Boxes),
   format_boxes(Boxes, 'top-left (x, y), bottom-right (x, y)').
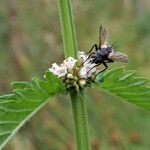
top-left (0, 0), bottom-right (150, 149)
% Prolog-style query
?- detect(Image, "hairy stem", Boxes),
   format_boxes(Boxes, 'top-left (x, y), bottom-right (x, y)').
top-left (57, 0), bottom-right (77, 58)
top-left (57, 0), bottom-right (90, 150)
top-left (70, 90), bottom-right (90, 150)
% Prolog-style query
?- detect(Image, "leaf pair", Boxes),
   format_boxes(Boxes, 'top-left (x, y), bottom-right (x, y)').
top-left (0, 67), bottom-right (150, 149)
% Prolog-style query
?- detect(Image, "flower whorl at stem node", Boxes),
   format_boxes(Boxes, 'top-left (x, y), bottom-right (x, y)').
top-left (49, 51), bottom-right (98, 90)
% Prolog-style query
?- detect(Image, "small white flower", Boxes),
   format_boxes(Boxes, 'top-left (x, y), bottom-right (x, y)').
top-left (85, 63), bottom-right (96, 77)
top-left (49, 63), bottom-right (67, 77)
top-left (57, 66), bottom-right (67, 77)
top-left (78, 51), bottom-right (87, 62)
top-left (63, 57), bottom-right (77, 72)
top-left (79, 67), bottom-right (87, 79)
top-left (49, 63), bottom-right (60, 75)
top-left (79, 62), bottom-right (96, 78)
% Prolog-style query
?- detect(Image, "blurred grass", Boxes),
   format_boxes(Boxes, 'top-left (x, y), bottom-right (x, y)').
top-left (0, 0), bottom-right (150, 149)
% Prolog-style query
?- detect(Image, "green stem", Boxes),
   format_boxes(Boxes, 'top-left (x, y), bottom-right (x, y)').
top-left (70, 90), bottom-right (90, 150)
top-left (57, 0), bottom-right (90, 150)
top-left (57, 0), bottom-right (77, 58)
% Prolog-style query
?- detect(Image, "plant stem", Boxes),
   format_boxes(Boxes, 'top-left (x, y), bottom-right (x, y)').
top-left (70, 90), bottom-right (90, 150)
top-left (57, 0), bottom-right (90, 150)
top-left (57, 0), bottom-right (77, 58)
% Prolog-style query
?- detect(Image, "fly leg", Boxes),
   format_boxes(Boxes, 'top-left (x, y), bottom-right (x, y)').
top-left (95, 59), bottom-right (115, 76)
top-left (85, 44), bottom-right (98, 54)
top-left (79, 52), bottom-right (95, 68)
top-left (95, 62), bottom-right (108, 78)
top-left (84, 52), bottom-right (94, 63)
top-left (87, 63), bottom-right (101, 77)
top-left (79, 44), bottom-right (98, 67)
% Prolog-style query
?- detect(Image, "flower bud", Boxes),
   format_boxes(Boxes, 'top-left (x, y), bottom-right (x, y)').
top-left (74, 76), bottom-right (78, 81)
top-left (66, 84), bottom-right (72, 89)
top-left (67, 73), bottom-right (73, 79)
top-left (73, 82), bottom-right (79, 91)
top-left (65, 79), bottom-right (71, 83)
top-left (78, 79), bottom-right (86, 87)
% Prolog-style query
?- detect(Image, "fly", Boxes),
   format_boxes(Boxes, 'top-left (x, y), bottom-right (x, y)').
top-left (85, 25), bottom-right (128, 75)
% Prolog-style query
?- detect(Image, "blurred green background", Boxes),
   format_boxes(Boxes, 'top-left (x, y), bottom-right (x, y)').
top-left (0, 0), bottom-right (150, 149)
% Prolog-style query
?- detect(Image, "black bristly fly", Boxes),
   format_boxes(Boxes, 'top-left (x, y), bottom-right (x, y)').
top-left (85, 25), bottom-right (128, 76)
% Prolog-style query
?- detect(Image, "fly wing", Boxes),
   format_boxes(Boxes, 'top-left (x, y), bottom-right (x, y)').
top-left (99, 25), bottom-right (108, 48)
top-left (108, 51), bottom-right (129, 62)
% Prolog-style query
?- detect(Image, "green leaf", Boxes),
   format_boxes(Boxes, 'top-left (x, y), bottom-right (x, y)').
top-left (0, 71), bottom-right (66, 149)
top-left (95, 67), bottom-right (150, 110)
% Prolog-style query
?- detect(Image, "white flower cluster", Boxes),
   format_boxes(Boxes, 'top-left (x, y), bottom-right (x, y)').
top-left (49, 57), bottom-right (77, 78)
top-left (49, 51), bottom-right (97, 89)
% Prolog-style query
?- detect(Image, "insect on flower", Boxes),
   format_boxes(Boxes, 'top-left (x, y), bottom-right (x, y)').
top-left (49, 56), bottom-right (98, 90)
top-left (85, 25), bottom-right (128, 76)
